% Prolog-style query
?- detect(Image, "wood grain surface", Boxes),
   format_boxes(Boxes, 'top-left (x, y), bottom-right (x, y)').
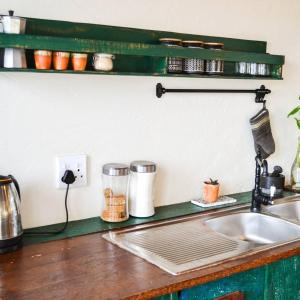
top-left (0, 230), bottom-right (300, 300)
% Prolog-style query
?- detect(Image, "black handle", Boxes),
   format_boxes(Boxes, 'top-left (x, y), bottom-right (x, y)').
top-left (8, 175), bottom-right (21, 200)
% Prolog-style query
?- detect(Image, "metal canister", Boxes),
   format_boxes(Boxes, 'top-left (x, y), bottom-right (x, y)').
top-left (204, 42), bottom-right (224, 75)
top-left (182, 40), bottom-right (205, 74)
top-left (159, 38), bottom-right (183, 74)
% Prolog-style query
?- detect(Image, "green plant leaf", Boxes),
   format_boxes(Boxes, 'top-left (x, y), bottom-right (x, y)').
top-left (288, 106), bottom-right (300, 118)
top-left (295, 118), bottom-right (300, 129)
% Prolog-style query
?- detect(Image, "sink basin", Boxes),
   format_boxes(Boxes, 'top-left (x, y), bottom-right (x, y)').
top-left (265, 201), bottom-right (300, 222)
top-left (205, 212), bottom-right (300, 246)
top-left (104, 209), bottom-right (300, 275)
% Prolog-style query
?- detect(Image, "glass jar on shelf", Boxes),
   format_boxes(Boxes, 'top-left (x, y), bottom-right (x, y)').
top-left (159, 38), bottom-right (183, 74)
top-left (204, 42), bottom-right (224, 75)
top-left (290, 137), bottom-right (300, 191)
top-left (101, 163), bottom-right (129, 222)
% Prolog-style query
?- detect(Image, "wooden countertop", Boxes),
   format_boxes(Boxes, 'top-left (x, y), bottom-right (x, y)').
top-left (1, 219), bottom-right (300, 300)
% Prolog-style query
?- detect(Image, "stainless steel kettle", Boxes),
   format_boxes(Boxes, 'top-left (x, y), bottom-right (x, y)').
top-left (0, 175), bottom-right (23, 253)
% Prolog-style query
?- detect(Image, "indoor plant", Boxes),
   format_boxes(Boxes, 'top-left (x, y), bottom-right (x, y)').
top-left (203, 178), bottom-right (220, 203)
top-left (288, 97), bottom-right (300, 190)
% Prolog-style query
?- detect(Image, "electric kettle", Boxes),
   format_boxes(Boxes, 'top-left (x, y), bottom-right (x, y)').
top-left (0, 175), bottom-right (23, 253)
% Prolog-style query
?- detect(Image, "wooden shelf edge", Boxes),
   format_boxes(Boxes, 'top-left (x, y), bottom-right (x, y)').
top-left (0, 68), bottom-right (283, 80)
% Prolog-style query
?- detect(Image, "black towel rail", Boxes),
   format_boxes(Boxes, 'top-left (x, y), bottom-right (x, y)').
top-left (156, 83), bottom-right (271, 104)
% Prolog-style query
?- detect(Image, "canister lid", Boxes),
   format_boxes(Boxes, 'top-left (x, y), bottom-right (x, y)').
top-left (204, 42), bottom-right (224, 49)
top-left (182, 40), bottom-right (204, 48)
top-left (102, 163), bottom-right (129, 176)
top-left (0, 175), bottom-right (12, 185)
top-left (159, 38), bottom-right (182, 46)
top-left (130, 161), bottom-right (156, 173)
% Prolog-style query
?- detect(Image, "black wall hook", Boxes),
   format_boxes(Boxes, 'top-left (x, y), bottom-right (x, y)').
top-left (156, 83), bottom-right (271, 104)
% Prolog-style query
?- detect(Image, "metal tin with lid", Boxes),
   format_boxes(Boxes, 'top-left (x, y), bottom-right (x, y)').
top-left (159, 37), bottom-right (183, 74)
top-left (129, 161), bottom-right (157, 218)
top-left (204, 42), bottom-right (224, 75)
top-left (182, 40), bottom-right (205, 74)
top-left (102, 163), bottom-right (129, 176)
top-left (130, 161), bottom-right (156, 173)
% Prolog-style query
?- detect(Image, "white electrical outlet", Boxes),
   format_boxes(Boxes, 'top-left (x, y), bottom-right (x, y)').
top-left (56, 154), bottom-right (87, 188)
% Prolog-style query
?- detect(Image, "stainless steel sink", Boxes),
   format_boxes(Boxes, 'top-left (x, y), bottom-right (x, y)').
top-left (265, 199), bottom-right (300, 222)
top-left (205, 212), bottom-right (300, 246)
top-left (103, 202), bottom-right (300, 275)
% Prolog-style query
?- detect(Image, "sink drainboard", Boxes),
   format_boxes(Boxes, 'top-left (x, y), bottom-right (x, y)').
top-left (103, 220), bottom-right (249, 275)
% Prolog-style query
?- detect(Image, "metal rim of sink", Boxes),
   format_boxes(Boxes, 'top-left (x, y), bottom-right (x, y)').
top-left (103, 196), bottom-right (300, 275)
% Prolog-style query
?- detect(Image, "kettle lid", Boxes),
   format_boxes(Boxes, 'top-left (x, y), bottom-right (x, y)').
top-left (0, 175), bottom-right (12, 185)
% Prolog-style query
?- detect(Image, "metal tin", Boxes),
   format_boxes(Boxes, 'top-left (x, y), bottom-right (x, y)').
top-left (182, 40), bottom-right (205, 74)
top-left (159, 38), bottom-right (183, 74)
top-left (130, 161), bottom-right (156, 173)
top-left (235, 62), bottom-right (270, 76)
top-left (102, 163), bottom-right (129, 176)
top-left (204, 42), bottom-right (224, 75)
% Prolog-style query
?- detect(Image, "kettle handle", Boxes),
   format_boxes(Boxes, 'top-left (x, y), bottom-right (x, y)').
top-left (8, 175), bottom-right (21, 200)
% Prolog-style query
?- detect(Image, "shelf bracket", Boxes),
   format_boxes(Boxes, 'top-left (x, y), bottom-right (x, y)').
top-left (156, 83), bottom-right (271, 104)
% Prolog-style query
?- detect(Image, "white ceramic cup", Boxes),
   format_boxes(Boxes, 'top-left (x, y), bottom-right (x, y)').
top-left (93, 53), bottom-right (114, 71)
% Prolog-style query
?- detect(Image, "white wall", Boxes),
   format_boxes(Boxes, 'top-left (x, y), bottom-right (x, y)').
top-left (1, 0), bottom-right (300, 228)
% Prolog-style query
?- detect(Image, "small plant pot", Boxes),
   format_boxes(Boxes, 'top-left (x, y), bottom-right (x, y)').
top-left (53, 51), bottom-right (70, 70)
top-left (203, 183), bottom-right (220, 203)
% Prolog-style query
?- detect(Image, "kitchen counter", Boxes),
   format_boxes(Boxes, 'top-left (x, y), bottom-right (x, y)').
top-left (1, 192), bottom-right (300, 300)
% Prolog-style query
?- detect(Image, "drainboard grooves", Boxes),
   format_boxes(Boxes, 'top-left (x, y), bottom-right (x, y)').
top-left (122, 221), bottom-right (239, 266)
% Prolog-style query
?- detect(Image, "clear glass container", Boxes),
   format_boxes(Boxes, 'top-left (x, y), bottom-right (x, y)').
top-left (159, 38), bottom-right (183, 74)
top-left (291, 137), bottom-right (300, 191)
top-left (204, 42), bottom-right (224, 75)
top-left (101, 163), bottom-right (129, 222)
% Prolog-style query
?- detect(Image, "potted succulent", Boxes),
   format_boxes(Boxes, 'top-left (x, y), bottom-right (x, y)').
top-left (203, 178), bottom-right (220, 203)
top-left (288, 97), bottom-right (300, 190)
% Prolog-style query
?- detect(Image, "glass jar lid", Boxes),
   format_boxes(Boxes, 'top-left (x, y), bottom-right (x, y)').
top-left (130, 161), bottom-right (156, 173)
top-left (182, 40), bottom-right (204, 48)
top-left (103, 163), bottom-right (129, 176)
top-left (159, 38), bottom-right (182, 46)
top-left (204, 42), bottom-right (224, 50)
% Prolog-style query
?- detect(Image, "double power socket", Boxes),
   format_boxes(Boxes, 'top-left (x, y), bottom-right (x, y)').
top-left (56, 154), bottom-right (87, 189)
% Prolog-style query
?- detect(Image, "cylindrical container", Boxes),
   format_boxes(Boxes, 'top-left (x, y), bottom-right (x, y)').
top-left (235, 62), bottom-right (247, 75)
top-left (93, 53), bottom-right (114, 71)
top-left (101, 163), bottom-right (129, 222)
top-left (71, 53), bottom-right (88, 71)
top-left (53, 51), bottom-right (70, 70)
top-left (34, 50), bottom-right (52, 70)
top-left (182, 40), bottom-right (205, 74)
top-left (204, 42), bottom-right (224, 75)
top-left (246, 62), bottom-right (257, 76)
top-left (159, 38), bottom-right (183, 74)
top-left (129, 161), bottom-right (156, 218)
top-left (257, 63), bottom-right (270, 76)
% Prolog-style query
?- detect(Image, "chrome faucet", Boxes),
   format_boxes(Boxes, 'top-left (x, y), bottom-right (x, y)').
top-left (251, 150), bottom-right (276, 212)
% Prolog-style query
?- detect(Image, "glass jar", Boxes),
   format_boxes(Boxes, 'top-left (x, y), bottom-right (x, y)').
top-left (290, 137), bottom-right (300, 191)
top-left (129, 161), bottom-right (156, 218)
top-left (182, 40), bottom-right (205, 74)
top-left (101, 163), bottom-right (129, 222)
top-left (204, 42), bottom-right (224, 75)
top-left (159, 38), bottom-right (183, 74)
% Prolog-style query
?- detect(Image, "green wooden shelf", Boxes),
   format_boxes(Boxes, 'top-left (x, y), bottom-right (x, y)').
top-left (0, 67), bottom-right (283, 80)
top-left (0, 17), bottom-right (285, 79)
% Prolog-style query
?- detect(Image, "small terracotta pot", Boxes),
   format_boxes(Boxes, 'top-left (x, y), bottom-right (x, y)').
top-left (71, 53), bottom-right (88, 71)
top-left (53, 51), bottom-right (70, 70)
top-left (203, 183), bottom-right (219, 203)
top-left (34, 50), bottom-right (52, 70)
